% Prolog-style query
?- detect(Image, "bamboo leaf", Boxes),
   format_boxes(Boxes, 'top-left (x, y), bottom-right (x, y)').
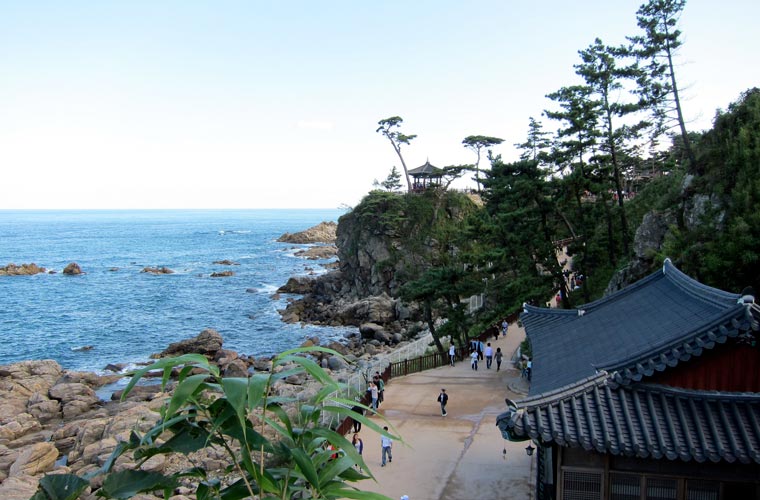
top-left (166, 373), bottom-right (210, 417)
top-left (290, 447), bottom-right (320, 489)
top-left (99, 470), bottom-right (176, 499)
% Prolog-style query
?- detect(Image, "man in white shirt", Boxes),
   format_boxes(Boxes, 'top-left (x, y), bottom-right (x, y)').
top-left (448, 344), bottom-right (456, 366)
top-left (485, 342), bottom-right (494, 369)
top-left (381, 426), bottom-right (393, 466)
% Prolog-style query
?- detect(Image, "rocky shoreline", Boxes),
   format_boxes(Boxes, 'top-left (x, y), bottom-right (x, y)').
top-left (0, 322), bottom-right (422, 499)
top-left (0, 220), bottom-right (428, 497)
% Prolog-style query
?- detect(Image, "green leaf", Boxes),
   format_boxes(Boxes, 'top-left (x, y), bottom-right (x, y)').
top-left (99, 470), bottom-right (176, 499)
top-left (33, 474), bottom-right (89, 500)
top-left (120, 353), bottom-right (212, 401)
top-left (328, 486), bottom-right (395, 500)
top-left (278, 354), bottom-right (335, 386)
top-left (290, 447), bottom-right (320, 489)
top-left (247, 373), bottom-right (269, 410)
top-left (166, 373), bottom-right (210, 417)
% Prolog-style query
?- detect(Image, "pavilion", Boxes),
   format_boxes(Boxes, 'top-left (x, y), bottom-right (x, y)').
top-left (407, 160), bottom-right (443, 192)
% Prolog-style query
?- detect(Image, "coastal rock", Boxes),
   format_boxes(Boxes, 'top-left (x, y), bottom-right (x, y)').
top-left (157, 329), bottom-right (224, 358)
top-left (294, 245), bottom-right (338, 260)
top-left (212, 260), bottom-right (239, 266)
top-left (0, 474), bottom-right (40, 499)
top-left (277, 221), bottom-right (337, 244)
top-left (210, 271), bottom-right (234, 277)
top-left (0, 360), bottom-right (62, 425)
top-left (0, 414), bottom-right (42, 445)
top-left (8, 442), bottom-right (58, 477)
top-left (278, 276), bottom-right (315, 295)
top-left (222, 359), bottom-right (249, 378)
top-left (62, 262), bottom-right (82, 275)
top-left (0, 263), bottom-right (47, 276)
top-left (141, 266), bottom-right (174, 274)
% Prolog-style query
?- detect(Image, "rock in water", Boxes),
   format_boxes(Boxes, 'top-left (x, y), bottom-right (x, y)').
top-left (277, 221), bottom-right (337, 244)
top-left (62, 262), bottom-right (82, 275)
top-left (156, 329), bottom-right (224, 358)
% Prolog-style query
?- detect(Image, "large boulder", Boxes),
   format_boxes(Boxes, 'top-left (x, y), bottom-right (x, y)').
top-left (62, 262), bottom-right (82, 275)
top-left (278, 276), bottom-right (315, 295)
top-left (0, 360), bottom-right (62, 425)
top-left (277, 221), bottom-right (337, 244)
top-left (156, 329), bottom-right (224, 358)
top-left (294, 245), bottom-right (338, 260)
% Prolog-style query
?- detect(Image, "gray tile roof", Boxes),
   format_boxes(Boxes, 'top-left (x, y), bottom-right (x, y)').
top-left (521, 259), bottom-right (747, 395)
top-left (501, 376), bottom-right (760, 464)
top-left (499, 259), bottom-right (760, 464)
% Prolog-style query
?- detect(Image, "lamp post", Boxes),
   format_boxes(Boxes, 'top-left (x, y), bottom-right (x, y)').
top-left (525, 443), bottom-right (536, 500)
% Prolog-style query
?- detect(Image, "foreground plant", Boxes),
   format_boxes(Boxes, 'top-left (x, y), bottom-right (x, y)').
top-left (31, 347), bottom-right (395, 500)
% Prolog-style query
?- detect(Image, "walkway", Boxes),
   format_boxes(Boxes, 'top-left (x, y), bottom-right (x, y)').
top-left (356, 323), bottom-right (533, 500)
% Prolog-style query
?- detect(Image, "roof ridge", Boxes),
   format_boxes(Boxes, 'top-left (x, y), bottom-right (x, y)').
top-left (596, 304), bottom-right (751, 384)
top-left (662, 258), bottom-right (741, 306)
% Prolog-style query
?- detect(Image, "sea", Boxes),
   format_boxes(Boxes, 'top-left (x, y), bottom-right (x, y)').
top-left (0, 209), bottom-right (352, 375)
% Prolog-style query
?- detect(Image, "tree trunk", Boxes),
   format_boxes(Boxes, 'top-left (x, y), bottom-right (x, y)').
top-left (388, 138), bottom-right (413, 193)
top-left (424, 301), bottom-right (445, 353)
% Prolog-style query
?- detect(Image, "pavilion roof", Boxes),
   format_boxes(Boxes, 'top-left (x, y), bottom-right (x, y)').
top-left (407, 160), bottom-right (443, 177)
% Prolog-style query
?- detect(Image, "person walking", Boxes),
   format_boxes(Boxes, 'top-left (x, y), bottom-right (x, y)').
top-left (495, 347), bottom-right (504, 371)
top-left (369, 381), bottom-right (379, 411)
top-left (352, 433), bottom-right (363, 469)
top-left (501, 319), bottom-right (508, 337)
top-left (470, 350), bottom-right (479, 370)
top-left (350, 403), bottom-right (364, 433)
top-left (485, 342), bottom-right (494, 369)
top-left (448, 344), bottom-right (456, 366)
top-left (437, 388), bottom-right (448, 416)
top-left (373, 374), bottom-right (385, 406)
top-left (381, 426), bottom-right (393, 466)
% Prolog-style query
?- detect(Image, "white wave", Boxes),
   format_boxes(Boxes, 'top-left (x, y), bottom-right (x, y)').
top-left (255, 283), bottom-right (280, 295)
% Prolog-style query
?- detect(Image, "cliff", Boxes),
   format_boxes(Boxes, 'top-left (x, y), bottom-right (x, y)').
top-left (278, 190), bottom-right (480, 331)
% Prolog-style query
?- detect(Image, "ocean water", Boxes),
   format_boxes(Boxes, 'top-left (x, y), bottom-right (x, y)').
top-left (0, 209), bottom-right (351, 373)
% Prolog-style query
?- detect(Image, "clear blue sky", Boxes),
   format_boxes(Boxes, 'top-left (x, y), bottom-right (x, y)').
top-left (1, 1), bottom-right (757, 209)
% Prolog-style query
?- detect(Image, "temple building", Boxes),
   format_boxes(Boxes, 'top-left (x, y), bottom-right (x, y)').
top-left (498, 259), bottom-right (760, 500)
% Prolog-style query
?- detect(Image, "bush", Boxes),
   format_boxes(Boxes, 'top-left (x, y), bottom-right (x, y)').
top-left (31, 348), bottom-right (396, 500)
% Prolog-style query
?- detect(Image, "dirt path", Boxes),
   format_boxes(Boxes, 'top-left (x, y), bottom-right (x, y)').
top-left (355, 323), bottom-right (534, 500)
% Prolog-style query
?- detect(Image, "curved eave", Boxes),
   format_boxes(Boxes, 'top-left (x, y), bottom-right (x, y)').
top-left (509, 380), bottom-right (760, 464)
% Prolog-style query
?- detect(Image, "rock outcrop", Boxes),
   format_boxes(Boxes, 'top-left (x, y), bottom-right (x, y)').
top-left (0, 264), bottom-right (47, 276)
top-left (277, 221), bottom-right (337, 244)
top-left (294, 245), bottom-right (338, 260)
top-left (277, 192), bottom-right (476, 331)
top-left (154, 329), bottom-right (224, 358)
top-left (62, 263), bottom-right (82, 275)
top-left (141, 267), bottom-right (174, 274)
top-left (0, 328), bottom-right (412, 497)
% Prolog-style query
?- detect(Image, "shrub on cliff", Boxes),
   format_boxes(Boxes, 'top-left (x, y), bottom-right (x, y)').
top-left (31, 347), bottom-right (395, 500)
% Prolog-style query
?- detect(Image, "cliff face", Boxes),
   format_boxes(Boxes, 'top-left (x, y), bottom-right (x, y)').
top-left (279, 190), bottom-right (479, 329)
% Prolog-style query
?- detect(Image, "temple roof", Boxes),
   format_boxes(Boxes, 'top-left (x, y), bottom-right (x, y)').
top-left (499, 375), bottom-right (760, 464)
top-left (407, 160), bottom-right (443, 177)
top-left (500, 259), bottom-right (760, 463)
top-left (522, 259), bottom-right (749, 395)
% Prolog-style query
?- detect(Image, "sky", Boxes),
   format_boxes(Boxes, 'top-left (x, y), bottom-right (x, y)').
top-left (1, 1), bottom-right (757, 210)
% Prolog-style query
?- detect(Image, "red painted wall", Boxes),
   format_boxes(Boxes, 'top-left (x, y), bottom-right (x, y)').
top-left (650, 340), bottom-right (760, 392)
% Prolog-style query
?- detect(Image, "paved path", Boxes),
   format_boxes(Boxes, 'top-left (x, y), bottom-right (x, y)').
top-left (355, 323), bottom-right (533, 500)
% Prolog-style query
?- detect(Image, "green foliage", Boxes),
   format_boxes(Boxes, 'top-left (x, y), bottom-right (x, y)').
top-left (31, 349), bottom-right (397, 500)
top-left (379, 166), bottom-right (403, 192)
top-left (661, 88), bottom-right (760, 292)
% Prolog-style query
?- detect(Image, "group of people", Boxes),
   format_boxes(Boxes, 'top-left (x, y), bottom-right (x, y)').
top-left (367, 371), bottom-right (385, 411)
top-left (469, 342), bottom-right (503, 371)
